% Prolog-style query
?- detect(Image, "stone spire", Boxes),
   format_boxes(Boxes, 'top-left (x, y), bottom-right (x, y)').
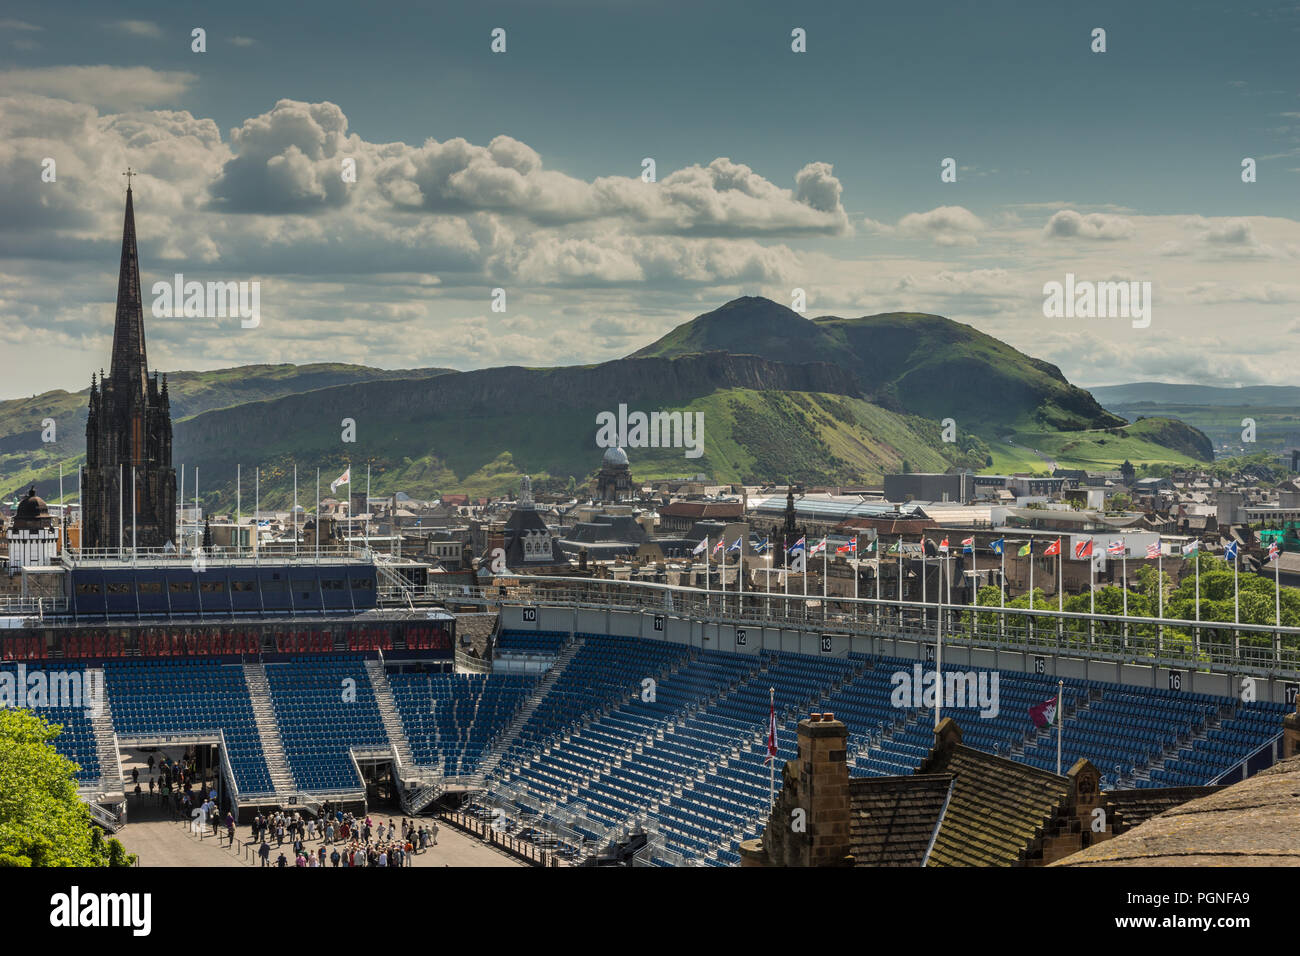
top-left (109, 177), bottom-right (149, 399)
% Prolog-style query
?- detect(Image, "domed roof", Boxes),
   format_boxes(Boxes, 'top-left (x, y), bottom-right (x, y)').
top-left (14, 486), bottom-right (49, 521)
top-left (602, 446), bottom-right (629, 467)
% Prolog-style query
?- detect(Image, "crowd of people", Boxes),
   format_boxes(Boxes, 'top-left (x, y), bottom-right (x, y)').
top-left (249, 806), bottom-right (440, 868)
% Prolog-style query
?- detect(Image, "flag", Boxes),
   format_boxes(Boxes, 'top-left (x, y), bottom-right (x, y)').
top-left (712, 538), bottom-right (726, 555)
top-left (1106, 540), bottom-right (1125, 556)
top-left (888, 540), bottom-right (901, 554)
top-left (754, 538), bottom-right (770, 554)
top-left (764, 699), bottom-right (777, 765)
top-left (1184, 539), bottom-right (1201, 554)
top-left (1147, 541), bottom-right (1161, 559)
top-left (692, 537), bottom-right (708, 555)
top-left (962, 536), bottom-right (975, 553)
top-left (1029, 696), bottom-right (1058, 729)
top-left (1074, 538), bottom-right (1093, 559)
top-left (788, 536), bottom-right (806, 554)
top-left (1223, 540), bottom-right (1239, 561)
top-left (836, 536), bottom-right (857, 554)
top-left (1017, 542), bottom-right (1032, 557)
top-left (1268, 541), bottom-right (1280, 562)
top-left (861, 538), bottom-right (877, 553)
top-left (990, 538), bottom-right (1004, 555)
top-left (727, 536), bottom-right (743, 552)
top-left (329, 467), bottom-right (351, 493)
top-left (938, 537), bottom-right (950, 554)
top-left (1043, 538), bottom-right (1061, 557)
top-left (810, 538), bottom-right (828, 555)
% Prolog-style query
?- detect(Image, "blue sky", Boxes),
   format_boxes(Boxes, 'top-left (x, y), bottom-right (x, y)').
top-left (2, 0), bottom-right (1299, 398)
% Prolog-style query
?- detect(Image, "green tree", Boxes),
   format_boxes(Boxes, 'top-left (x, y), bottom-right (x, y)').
top-left (0, 709), bottom-right (136, 867)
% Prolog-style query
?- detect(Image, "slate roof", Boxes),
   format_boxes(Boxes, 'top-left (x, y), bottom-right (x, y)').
top-left (918, 720), bottom-right (1070, 867)
top-left (1104, 785), bottom-right (1223, 832)
top-left (848, 773), bottom-right (953, 866)
top-left (1054, 755), bottom-right (1300, 866)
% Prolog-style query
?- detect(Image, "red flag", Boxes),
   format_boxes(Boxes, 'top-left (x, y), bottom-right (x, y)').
top-left (1029, 696), bottom-right (1058, 728)
top-left (1074, 538), bottom-right (1093, 559)
top-left (1043, 538), bottom-right (1061, 557)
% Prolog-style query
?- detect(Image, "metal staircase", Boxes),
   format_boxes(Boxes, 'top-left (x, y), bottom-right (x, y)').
top-left (242, 663), bottom-right (297, 796)
top-left (478, 636), bottom-right (587, 780)
top-left (84, 667), bottom-right (124, 795)
top-left (364, 659), bottom-right (416, 768)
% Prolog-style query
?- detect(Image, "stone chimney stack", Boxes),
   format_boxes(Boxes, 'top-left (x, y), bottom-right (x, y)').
top-left (796, 712), bottom-right (853, 867)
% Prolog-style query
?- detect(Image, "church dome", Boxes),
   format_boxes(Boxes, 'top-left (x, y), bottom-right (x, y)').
top-left (14, 486), bottom-right (50, 522)
top-left (602, 446), bottom-right (629, 467)
top-left (12, 486), bottom-right (54, 531)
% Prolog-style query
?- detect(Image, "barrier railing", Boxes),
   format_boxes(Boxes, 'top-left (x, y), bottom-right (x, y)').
top-left (408, 574), bottom-right (1300, 677)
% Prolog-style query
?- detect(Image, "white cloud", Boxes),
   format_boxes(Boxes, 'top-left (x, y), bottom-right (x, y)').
top-left (0, 66), bottom-right (196, 110)
top-left (1043, 209), bottom-right (1136, 241)
top-left (112, 20), bottom-right (164, 39)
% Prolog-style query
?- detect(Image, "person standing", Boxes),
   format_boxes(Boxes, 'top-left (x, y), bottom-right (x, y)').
top-left (258, 841), bottom-right (271, 867)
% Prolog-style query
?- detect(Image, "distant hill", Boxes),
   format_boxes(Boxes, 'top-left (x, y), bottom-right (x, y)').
top-left (2, 300), bottom-right (1214, 507)
top-left (1089, 382), bottom-right (1300, 407)
top-left (1090, 382), bottom-right (1300, 459)
top-left (0, 363), bottom-right (452, 500)
top-left (634, 296), bottom-right (1123, 433)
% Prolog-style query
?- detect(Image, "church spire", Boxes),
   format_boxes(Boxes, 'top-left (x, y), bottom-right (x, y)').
top-left (110, 171), bottom-right (149, 398)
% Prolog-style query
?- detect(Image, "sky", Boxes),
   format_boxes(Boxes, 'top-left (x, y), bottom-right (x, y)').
top-left (2, 0), bottom-right (1299, 400)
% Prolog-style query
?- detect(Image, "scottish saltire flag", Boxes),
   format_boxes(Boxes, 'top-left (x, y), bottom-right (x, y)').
top-left (1029, 696), bottom-right (1058, 729)
top-left (836, 536), bottom-right (857, 554)
top-left (1147, 540), bottom-right (1161, 559)
top-left (1074, 538), bottom-right (1093, 559)
top-left (1106, 540), bottom-right (1125, 555)
top-left (692, 537), bottom-right (708, 555)
top-left (1223, 540), bottom-right (1239, 561)
top-left (727, 536), bottom-right (743, 552)
top-left (329, 467), bottom-right (351, 492)
top-left (962, 536), bottom-right (975, 553)
top-left (990, 538), bottom-right (1004, 555)
top-left (1269, 541), bottom-right (1280, 561)
top-left (789, 536), bottom-right (806, 553)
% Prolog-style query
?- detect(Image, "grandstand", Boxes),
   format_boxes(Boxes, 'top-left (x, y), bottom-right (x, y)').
top-left (3, 582), bottom-right (1296, 866)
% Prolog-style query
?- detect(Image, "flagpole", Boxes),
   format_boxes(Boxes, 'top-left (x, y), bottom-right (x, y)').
top-left (254, 466), bottom-right (259, 558)
top-left (58, 463), bottom-right (64, 554)
top-left (131, 465), bottom-right (136, 558)
top-left (293, 464), bottom-right (298, 556)
top-left (897, 535), bottom-right (903, 628)
top-left (194, 467), bottom-right (199, 552)
top-left (935, 559), bottom-right (943, 730)
top-left (874, 538), bottom-right (881, 627)
top-left (721, 539), bottom-right (727, 616)
top-left (705, 536), bottom-right (711, 612)
top-left (822, 539), bottom-right (828, 624)
top-left (921, 542), bottom-right (927, 632)
top-left (739, 537), bottom-right (745, 616)
top-left (236, 463), bottom-right (241, 558)
top-left (179, 463), bottom-right (185, 555)
top-left (315, 468), bottom-right (320, 560)
top-left (1122, 548), bottom-right (1129, 649)
top-left (999, 541), bottom-right (1005, 641)
top-left (118, 463), bottom-right (123, 558)
top-left (1028, 542), bottom-right (1034, 643)
top-left (802, 539), bottom-right (808, 623)
top-left (853, 542), bottom-right (859, 629)
top-left (781, 535), bottom-right (786, 620)
top-left (365, 464), bottom-right (371, 550)
top-left (768, 686), bottom-right (775, 811)
top-left (1056, 679), bottom-right (1063, 777)
top-left (1057, 550), bottom-right (1063, 645)
top-left (1157, 548), bottom-right (1163, 654)
top-left (1276, 550), bottom-right (1281, 629)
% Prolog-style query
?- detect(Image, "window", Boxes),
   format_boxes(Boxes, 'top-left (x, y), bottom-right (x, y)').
top-left (76, 582), bottom-right (102, 595)
top-left (352, 578), bottom-right (374, 590)
top-left (169, 581), bottom-right (193, 594)
top-left (137, 581), bottom-right (162, 594)
top-left (231, 580), bottom-right (256, 592)
top-left (200, 580), bottom-right (226, 593)
top-left (107, 582), bottom-right (130, 594)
